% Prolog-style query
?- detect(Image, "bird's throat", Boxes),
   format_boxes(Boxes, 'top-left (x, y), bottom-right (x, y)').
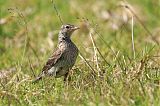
top-left (58, 32), bottom-right (71, 44)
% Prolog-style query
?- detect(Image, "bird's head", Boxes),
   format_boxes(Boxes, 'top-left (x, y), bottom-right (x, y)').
top-left (60, 24), bottom-right (79, 36)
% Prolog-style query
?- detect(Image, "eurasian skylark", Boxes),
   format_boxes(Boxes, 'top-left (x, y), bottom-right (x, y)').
top-left (33, 24), bottom-right (79, 82)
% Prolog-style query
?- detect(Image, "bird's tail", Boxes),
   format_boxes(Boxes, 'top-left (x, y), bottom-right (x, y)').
top-left (32, 72), bottom-right (45, 83)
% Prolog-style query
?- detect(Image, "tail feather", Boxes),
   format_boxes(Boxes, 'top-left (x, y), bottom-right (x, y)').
top-left (32, 72), bottom-right (44, 83)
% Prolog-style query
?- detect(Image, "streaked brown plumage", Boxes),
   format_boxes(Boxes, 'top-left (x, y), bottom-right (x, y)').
top-left (33, 24), bottom-right (79, 83)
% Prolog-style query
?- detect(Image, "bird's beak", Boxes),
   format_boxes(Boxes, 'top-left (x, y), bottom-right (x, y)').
top-left (72, 26), bottom-right (80, 30)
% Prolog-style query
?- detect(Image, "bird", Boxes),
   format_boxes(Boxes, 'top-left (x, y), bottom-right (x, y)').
top-left (33, 24), bottom-right (79, 83)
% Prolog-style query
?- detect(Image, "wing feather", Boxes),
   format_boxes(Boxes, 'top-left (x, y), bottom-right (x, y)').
top-left (42, 48), bottom-right (63, 74)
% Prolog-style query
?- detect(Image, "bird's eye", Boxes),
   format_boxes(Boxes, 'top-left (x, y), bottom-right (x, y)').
top-left (65, 26), bottom-right (70, 29)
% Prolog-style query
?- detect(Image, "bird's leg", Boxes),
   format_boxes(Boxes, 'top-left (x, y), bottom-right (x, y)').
top-left (64, 72), bottom-right (69, 82)
top-left (64, 69), bottom-right (72, 83)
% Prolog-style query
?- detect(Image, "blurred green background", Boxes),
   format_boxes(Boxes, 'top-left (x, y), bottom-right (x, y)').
top-left (0, 0), bottom-right (160, 105)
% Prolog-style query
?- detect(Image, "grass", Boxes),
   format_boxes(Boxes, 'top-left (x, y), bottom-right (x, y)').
top-left (0, 0), bottom-right (160, 105)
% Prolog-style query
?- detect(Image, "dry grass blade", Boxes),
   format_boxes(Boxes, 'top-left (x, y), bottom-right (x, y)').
top-left (28, 41), bottom-right (40, 64)
top-left (80, 18), bottom-right (111, 66)
top-left (51, 0), bottom-right (64, 25)
top-left (131, 16), bottom-right (136, 59)
top-left (0, 91), bottom-right (21, 104)
top-left (13, 7), bottom-right (29, 63)
top-left (120, 1), bottom-right (159, 45)
top-left (28, 58), bottom-right (36, 78)
top-left (89, 31), bottom-right (101, 75)
top-left (79, 52), bottom-right (97, 75)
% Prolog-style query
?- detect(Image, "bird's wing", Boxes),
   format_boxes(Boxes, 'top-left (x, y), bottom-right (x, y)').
top-left (42, 48), bottom-right (63, 74)
top-left (32, 48), bottom-right (64, 83)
